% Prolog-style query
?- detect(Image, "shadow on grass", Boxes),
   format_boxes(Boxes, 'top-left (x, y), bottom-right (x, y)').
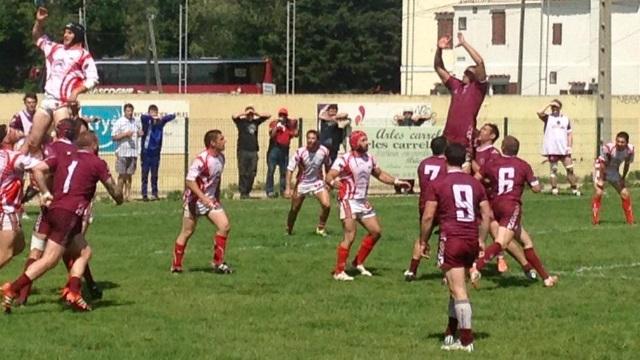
top-left (482, 275), bottom-right (536, 290)
top-left (92, 299), bottom-right (135, 310)
top-left (94, 281), bottom-right (120, 290)
top-left (426, 332), bottom-right (491, 340)
top-left (345, 266), bottom-right (390, 277)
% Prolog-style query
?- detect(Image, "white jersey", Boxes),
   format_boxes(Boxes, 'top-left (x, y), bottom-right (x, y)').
top-left (541, 113), bottom-right (571, 155)
top-left (9, 110), bottom-right (34, 136)
top-left (37, 35), bottom-right (98, 102)
top-left (599, 142), bottom-right (634, 175)
top-left (184, 149), bottom-right (225, 204)
top-left (0, 150), bottom-right (34, 214)
top-left (287, 145), bottom-right (331, 185)
top-left (331, 152), bottom-right (379, 200)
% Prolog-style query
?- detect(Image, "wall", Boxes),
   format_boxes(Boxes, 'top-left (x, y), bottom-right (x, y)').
top-left (0, 93), bottom-right (638, 196)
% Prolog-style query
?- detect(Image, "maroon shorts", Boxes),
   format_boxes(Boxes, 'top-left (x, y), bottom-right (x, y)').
top-left (437, 235), bottom-right (479, 271)
top-left (492, 201), bottom-right (521, 231)
top-left (547, 154), bottom-right (568, 163)
top-left (41, 208), bottom-right (83, 247)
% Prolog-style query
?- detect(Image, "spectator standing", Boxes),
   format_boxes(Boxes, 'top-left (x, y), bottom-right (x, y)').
top-left (266, 108), bottom-right (298, 198)
top-left (140, 104), bottom-right (176, 201)
top-left (112, 103), bottom-right (142, 202)
top-left (232, 106), bottom-right (271, 199)
top-left (318, 104), bottom-right (350, 163)
top-left (9, 93), bottom-right (38, 144)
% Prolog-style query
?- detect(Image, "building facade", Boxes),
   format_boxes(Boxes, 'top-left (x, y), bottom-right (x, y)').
top-left (402, 0), bottom-right (640, 95)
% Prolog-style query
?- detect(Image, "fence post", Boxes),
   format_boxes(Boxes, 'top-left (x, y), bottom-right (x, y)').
top-left (298, 118), bottom-right (303, 148)
top-left (596, 116), bottom-right (603, 158)
top-left (184, 116), bottom-right (189, 180)
top-left (503, 117), bottom-right (509, 137)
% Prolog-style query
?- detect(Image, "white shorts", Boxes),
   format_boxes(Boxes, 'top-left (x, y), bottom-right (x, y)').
top-left (339, 198), bottom-right (376, 220)
top-left (184, 199), bottom-right (224, 218)
top-left (0, 213), bottom-right (21, 231)
top-left (296, 180), bottom-right (326, 197)
top-left (39, 95), bottom-right (66, 116)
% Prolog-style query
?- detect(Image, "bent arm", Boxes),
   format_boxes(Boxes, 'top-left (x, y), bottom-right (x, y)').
top-left (460, 39), bottom-right (486, 81)
top-left (33, 162), bottom-right (51, 195)
top-left (434, 48), bottom-right (450, 84)
top-left (186, 179), bottom-right (213, 206)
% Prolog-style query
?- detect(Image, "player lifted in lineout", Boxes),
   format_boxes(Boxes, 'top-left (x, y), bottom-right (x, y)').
top-left (325, 131), bottom-right (410, 281)
top-left (284, 130), bottom-right (332, 236)
top-left (22, 6), bottom-right (98, 155)
top-left (592, 132), bottom-right (635, 225)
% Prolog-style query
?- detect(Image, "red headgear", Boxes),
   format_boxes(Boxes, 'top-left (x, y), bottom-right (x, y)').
top-left (349, 130), bottom-right (367, 152)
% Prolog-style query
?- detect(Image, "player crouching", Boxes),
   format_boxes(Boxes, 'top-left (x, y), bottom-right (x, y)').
top-left (171, 130), bottom-right (233, 274)
top-left (325, 131), bottom-right (410, 281)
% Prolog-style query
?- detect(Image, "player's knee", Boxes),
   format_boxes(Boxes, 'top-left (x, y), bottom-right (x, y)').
top-left (80, 245), bottom-right (92, 261)
top-left (369, 229), bottom-right (382, 240)
top-left (219, 222), bottom-right (231, 234)
top-left (29, 234), bottom-right (46, 252)
top-left (620, 188), bottom-right (631, 199)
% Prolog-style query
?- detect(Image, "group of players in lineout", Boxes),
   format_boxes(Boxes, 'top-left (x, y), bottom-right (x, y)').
top-left (0, 8), bottom-right (636, 352)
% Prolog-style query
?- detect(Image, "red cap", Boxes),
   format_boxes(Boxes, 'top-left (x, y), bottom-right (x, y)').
top-left (349, 130), bottom-right (367, 150)
top-left (278, 107), bottom-right (288, 116)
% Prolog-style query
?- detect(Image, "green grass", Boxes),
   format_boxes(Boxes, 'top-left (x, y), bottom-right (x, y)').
top-left (2, 190), bottom-right (640, 359)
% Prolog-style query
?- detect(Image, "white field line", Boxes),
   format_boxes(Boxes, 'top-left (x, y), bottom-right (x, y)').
top-left (552, 262), bottom-right (640, 280)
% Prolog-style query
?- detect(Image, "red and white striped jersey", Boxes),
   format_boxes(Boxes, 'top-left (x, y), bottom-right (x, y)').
top-left (9, 110), bottom-right (34, 136)
top-left (287, 145), bottom-right (331, 185)
top-left (598, 142), bottom-right (635, 172)
top-left (37, 35), bottom-right (98, 102)
top-left (0, 150), bottom-right (35, 214)
top-left (184, 149), bottom-right (225, 203)
top-left (331, 152), bottom-right (379, 200)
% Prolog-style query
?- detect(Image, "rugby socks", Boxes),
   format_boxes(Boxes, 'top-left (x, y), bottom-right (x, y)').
top-left (83, 265), bottom-right (96, 286)
top-left (334, 245), bottom-right (350, 274)
top-left (68, 276), bottom-right (82, 294)
top-left (592, 195), bottom-right (602, 224)
top-left (16, 258), bottom-right (36, 303)
top-left (213, 234), bottom-right (227, 266)
top-left (475, 242), bottom-right (503, 270)
top-left (523, 248), bottom-right (549, 280)
top-left (444, 297), bottom-right (458, 337)
top-left (408, 258), bottom-right (420, 274)
top-left (10, 274), bottom-right (32, 294)
top-left (454, 299), bottom-right (473, 346)
top-left (622, 197), bottom-right (634, 224)
top-left (353, 234), bottom-right (376, 266)
top-left (172, 243), bottom-right (186, 268)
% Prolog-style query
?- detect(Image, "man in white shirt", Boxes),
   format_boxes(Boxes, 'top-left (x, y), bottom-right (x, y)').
top-left (111, 103), bottom-right (142, 201)
top-left (536, 99), bottom-right (580, 196)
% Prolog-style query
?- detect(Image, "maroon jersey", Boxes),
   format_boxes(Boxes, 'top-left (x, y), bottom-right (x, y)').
top-left (443, 77), bottom-right (488, 148)
top-left (417, 155), bottom-right (447, 209)
top-left (482, 155), bottom-right (539, 205)
top-left (474, 144), bottom-right (500, 171)
top-left (45, 149), bottom-right (111, 215)
top-left (426, 170), bottom-right (487, 244)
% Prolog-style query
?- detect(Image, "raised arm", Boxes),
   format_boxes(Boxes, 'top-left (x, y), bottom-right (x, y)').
top-left (32, 7), bottom-right (48, 42)
top-left (536, 104), bottom-right (551, 120)
top-left (456, 33), bottom-right (486, 81)
top-left (434, 36), bottom-right (452, 83)
top-left (161, 113), bottom-right (177, 125)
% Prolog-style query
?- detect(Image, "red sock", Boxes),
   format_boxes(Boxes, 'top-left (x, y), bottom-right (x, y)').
top-left (334, 245), bottom-right (350, 273)
top-left (459, 328), bottom-right (474, 346)
top-left (83, 264), bottom-right (95, 286)
top-left (409, 258), bottom-right (420, 274)
top-left (476, 243), bottom-right (502, 270)
top-left (592, 195), bottom-right (602, 224)
top-left (622, 197), bottom-right (634, 224)
top-left (68, 276), bottom-right (82, 294)
top-left (522, 263), bottom-right (533, 272)
top-left (317, 222), bottom-right (325, 230)
top-left (213, 234), bottom-right (228, 266)
top-left (444, 317), bottom-right (458, 337)
top-left (524, 248), bottom-right (549, 279)
top-left (173, 243), bottom-right (186, 268)
top-left (17, 258), bottom-right (36, 302)
top-left (353, 234), bottom-right (377, 266)
top-left (10, 273), bottom-right (33, 294)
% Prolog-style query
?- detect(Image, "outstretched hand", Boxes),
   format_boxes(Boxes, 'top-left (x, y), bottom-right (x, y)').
top-left (437, 36), bottom-right (451, 49)
top-left (36, 7), bottom-right (48, 22)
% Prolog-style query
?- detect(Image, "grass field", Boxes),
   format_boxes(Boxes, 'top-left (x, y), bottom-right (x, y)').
top-left (2, 190), bottom-right (640, 359)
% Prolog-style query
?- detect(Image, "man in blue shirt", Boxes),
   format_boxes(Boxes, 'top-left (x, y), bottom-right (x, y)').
top-left (141, 104), bottom-right (176, 201)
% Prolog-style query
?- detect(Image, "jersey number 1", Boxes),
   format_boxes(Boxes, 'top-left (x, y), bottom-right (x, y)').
top-left (63, 160), bottom-right (78, 194)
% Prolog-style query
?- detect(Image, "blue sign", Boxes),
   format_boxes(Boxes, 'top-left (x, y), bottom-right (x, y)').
top-left (80, 105), bottom-right (122, 153)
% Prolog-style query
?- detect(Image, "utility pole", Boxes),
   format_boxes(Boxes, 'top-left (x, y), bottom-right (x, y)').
top-left (597, 0), bottom-right (612, 144)
top-left (516, 0), bottom-right (526, 94)
top-left (148, 11), bottom-right (163, 93)
top-left (286, 0), bottom-right (296, 94)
